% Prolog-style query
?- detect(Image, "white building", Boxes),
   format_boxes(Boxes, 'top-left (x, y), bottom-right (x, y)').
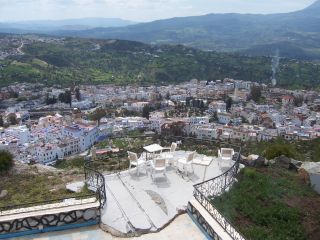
top-left (124, 102), bottom-right (149, 112)
top-left (195, 126), bottom-right (218, 140)
top-left (35, 144), bottom-right (62, 165)
top-left (208, 101), bottom-right (226, 114)
top-left (217, 113), bottom-right (232, 125)
top-left (118, 117), bottom-right (146, 130)
top-left (5, 125), bottom-right (30, 144)
top-left (186, 116), bottom-right (209, 125)
top-left (63, 123), bottom-right (99, 151)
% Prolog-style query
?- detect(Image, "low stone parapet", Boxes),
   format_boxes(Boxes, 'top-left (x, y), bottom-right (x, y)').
top-left (0, 199), bottom-right (100, 239)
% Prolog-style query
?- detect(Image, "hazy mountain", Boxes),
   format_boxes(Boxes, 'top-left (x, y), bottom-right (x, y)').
top-left (0, 18), bottom-right (136, 33)
top-left (54, 1), bottom-right (320, 59)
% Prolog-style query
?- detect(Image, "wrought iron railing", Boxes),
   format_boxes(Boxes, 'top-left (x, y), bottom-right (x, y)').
top-left (193, 146), bottom-right (246, 240)
top-left (84, 161), bottom-right (107, 208)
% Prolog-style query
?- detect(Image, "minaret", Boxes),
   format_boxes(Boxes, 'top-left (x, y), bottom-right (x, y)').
top-left (233, 87), bottom-right (239, 102)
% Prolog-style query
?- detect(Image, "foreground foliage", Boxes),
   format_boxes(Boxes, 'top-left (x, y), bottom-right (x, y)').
top-left (212, 167), bottom-right (320, 240)
top-left (0, 151), bottom-right (13, 172)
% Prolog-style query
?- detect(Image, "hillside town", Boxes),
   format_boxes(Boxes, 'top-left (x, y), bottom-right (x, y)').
top-left (1, 78), bottom-right (320, 166)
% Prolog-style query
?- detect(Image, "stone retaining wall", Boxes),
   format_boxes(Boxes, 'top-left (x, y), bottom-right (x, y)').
top-left (0, 207), bottom-right (100, 239)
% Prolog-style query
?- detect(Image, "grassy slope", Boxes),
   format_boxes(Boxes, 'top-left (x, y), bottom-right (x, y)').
top-left (1, 37), bottom-right (320, 89)
top-left (213, 167), bottom-right (320, 240)
top-left (0, 173), bottom-right (90, 208)
top-left (241, 138), bottom-right (320, 162)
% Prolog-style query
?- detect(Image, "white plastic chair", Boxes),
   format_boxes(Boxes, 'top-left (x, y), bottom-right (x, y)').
top-left (151, 157), bottom-right (167, 181)
top-left (218, 148), bottom-right (234, 160)
top-left (128, 151), bottom-right (146, 176)
top-left (161, 142), bottom-right (177, 166)
top-left (218, 148), bottom-right (235, 169)
top-left (177, 151), bottom-right (196, 176)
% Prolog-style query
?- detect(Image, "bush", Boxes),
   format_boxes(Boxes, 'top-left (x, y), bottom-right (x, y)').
top-left (264, 143), bottom-right (297, 160)
top-left (0, 151), bottom-right (14, 172)
top-left (243, 168), bottom-right (257, 179)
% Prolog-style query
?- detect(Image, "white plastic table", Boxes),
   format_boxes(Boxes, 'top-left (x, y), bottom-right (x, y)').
top-left (143, 144), bottom-right (164, 160)
top-left (193, 156), bottom-right (215, 181)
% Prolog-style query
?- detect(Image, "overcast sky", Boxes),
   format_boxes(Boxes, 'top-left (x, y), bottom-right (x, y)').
top-left (0, 0), bottom-right (316, 22)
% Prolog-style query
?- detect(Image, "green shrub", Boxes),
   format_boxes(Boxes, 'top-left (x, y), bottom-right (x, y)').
top-left (0, 151), bottom-right (13, 172)
top-left (264, 143), bottom-right (297, 160)
top-left (243, 168), bottom-right (257, 179)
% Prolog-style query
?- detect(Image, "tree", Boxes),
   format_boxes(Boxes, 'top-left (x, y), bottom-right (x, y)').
top-left (65, 90), bottom-right (72, 107)
top-left (8, 114), bottom-right (17, 125)
top-left (165, 92), bottom-right (170, 100)
top-left (58, 90), bottom-right (72, 106)
top-left (225, 97), bottom-right (233, 112)
top-left (89, 109), bottom-right (106, 126)
top-left (0, 115), bottom-right (3, 127)
top-left (142, 105), bottom-right (151, 120)
top-left (199, 100), bottom-right (205, 109)
top-left (58, 92), bottom-right (65, 102)
top-left (293, 95), bottom-right (304, 107)
top-left (250, 85), bottom-right (262, 103)
top-left (210, 112), bottom-right (218, 123)
top-left (186, 97), bottom-right (191, 107)
top-left (0, 151), bottom-right (13, 172)
top-left (45, 94), bottom-right (57, 105)
top-left (75, 87), bottom-right (81, 101)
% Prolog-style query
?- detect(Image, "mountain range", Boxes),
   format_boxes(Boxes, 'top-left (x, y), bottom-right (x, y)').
top-left (53, 0), bottom-right (320, 60)
top-left (0, 18), bottom-right (136, 33)
top-left (1, 1), bottom-right (320, 59)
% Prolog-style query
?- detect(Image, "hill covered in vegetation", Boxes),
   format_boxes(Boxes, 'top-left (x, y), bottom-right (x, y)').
top-left (53, 1), bottom-right (320, 60)
top-left (1, 36), bottom-right (320, 89)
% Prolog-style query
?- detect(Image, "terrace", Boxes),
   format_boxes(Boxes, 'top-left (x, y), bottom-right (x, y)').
top-left (85, 139), bottom-right (242, 237)
top-left (0, 136), bottom-right (243, 239)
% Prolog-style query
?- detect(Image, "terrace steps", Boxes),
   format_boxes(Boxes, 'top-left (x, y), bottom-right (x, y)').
top-left (102, 175), bottom-right (152, 234)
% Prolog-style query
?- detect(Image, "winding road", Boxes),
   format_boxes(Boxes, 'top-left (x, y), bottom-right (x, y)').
top-left (17, 40), bottom-right (24, 55)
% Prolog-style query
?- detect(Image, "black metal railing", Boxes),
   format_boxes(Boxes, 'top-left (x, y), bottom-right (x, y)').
top-left (84, 161), bottom-right (107, 208)
top-left (193, 145), bottom-right (246, 240)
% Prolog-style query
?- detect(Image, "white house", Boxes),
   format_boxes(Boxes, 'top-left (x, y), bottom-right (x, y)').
top-left (5, 125), bottom-right (30, 144)
top-left (186, 116), bottom-right (209, 125)
top-left (217, 113), bottom-right (232, 125)
top-left (63, 123), bottom-right (99, 151)
top-left (208, 101), bottom-right (226, 114)
top-left (35, 144), bottom-right (62, 165)
top-left (195, 126), bottom-right (218, 140)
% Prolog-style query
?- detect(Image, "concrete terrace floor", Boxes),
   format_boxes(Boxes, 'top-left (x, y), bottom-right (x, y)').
top-left (11, 214), bottom-right (208, 240)
top-left (101, 151), bottom-right (230, 236)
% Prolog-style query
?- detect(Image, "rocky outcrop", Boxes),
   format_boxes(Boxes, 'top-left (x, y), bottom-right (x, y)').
top-left (273, 155), bottom-right (302, 170)
top-left (0, 189), bottom-right (8, 199)
top-left (241, 155), bottom-right (267, 167)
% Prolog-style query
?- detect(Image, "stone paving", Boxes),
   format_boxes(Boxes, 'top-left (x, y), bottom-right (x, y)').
top-left (101, 151), bottom-right (228, 235)
top-left (11, 214), bottom-right (208, 240)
